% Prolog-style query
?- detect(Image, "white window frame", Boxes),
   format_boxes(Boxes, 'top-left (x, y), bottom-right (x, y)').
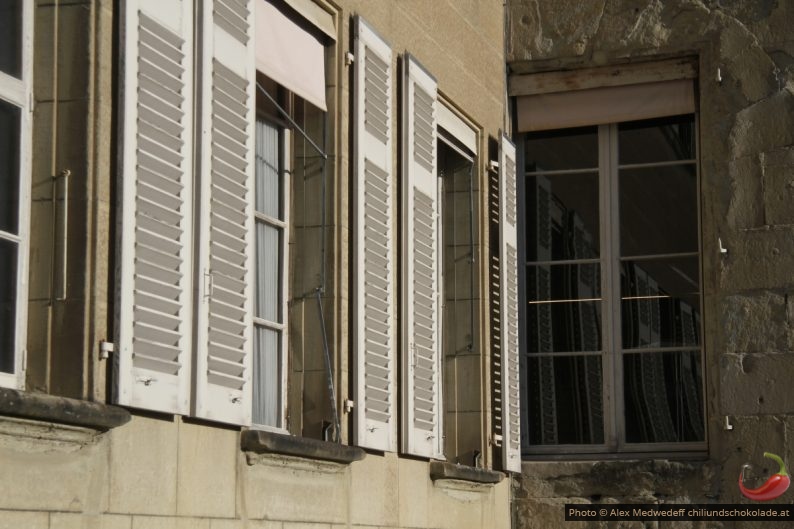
top-left (251, 114), bottom-right (290, 434)
top-left (520, 116), bottom-right (706, 456)
top-left (0, 0), bottom-right (33, 390)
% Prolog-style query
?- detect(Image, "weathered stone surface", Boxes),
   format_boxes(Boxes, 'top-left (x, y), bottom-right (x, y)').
top-left (719, 352), bottom-right (794, 415)
top-left (761, 147), bottom-right (794, 225)
top-left (720, 291), bottom-right (793, 354)
top-left (719, 226), bottom-right (794, 291)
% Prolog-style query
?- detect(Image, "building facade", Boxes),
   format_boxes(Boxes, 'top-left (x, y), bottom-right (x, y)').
top-left (506, 0), bottom-right (794, 527)
top-left (0, 1), bottom-right (518, 528)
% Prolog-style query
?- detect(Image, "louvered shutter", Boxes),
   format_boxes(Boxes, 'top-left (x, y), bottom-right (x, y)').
top-left (401, 55), bottom-right (441, 459)
top-left (499, 135), bottom-right (522, 472)
top-left (353, 16), bottom-right (396, 452)
top-left (115, 0), bottom-right (194, 414)
top-left (193, 0), bottom-right (255, 425)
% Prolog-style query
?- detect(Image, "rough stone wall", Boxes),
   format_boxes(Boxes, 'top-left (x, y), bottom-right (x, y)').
top-left (507, 1), bottom-right (794, 527)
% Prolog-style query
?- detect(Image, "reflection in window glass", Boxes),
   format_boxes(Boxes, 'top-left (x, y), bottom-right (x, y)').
top-left (0, 100), bottom-right (21, 235)
top-left (526, 173), bottom-right (600, 261)
top-left (619, 114), bottom-right (695, 165)
top-left (253, 327), bottom-right (280, 427)
top-left (528, 355), bottom-right (604, 445)
top-left (0, 1), bottom-right (22, 79)
top-left (619, 164), bottom-right (697, 257)
top-left (0, 239), bottom-right (17, 373)
top-left (525, 126), bottom-right (598, 172)
top-left (623, 351), bottom-right (704, 443)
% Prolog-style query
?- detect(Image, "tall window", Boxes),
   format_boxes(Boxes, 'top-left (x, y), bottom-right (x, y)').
top-left (0, 0), bottom-right (30, 388)
top-left (253, 117), bottom-right (288, 429)
top-left (521, 114), bottom-right (704, 453)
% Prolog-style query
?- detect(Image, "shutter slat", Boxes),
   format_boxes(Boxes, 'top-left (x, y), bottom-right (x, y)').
top-left (401, 55), bottom-right (441, 458)
top-left (354, 17), bottom-right (396, 452)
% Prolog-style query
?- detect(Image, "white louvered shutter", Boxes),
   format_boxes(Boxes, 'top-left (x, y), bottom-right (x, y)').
top-left (193, 0), bottom-right (255, 425)
top-left (353, 16), bottom-right (396, 452)
top-left (500, 135), bottom-right (522, 472)
top-left (115, 0), bottom-right (194, 414)
top-left (401, 56), bottom-right (441, 459)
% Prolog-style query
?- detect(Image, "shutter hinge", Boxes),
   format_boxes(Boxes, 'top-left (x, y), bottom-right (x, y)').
top-left (344, 399), bottom-right (355, 413)
top-left (345, 51), bottom-right (355, 66)
top-left (488, 160), bottom-right (500, 173)
top-left (99, 340), bottom-right (115, 360)
top-left (492, 433), bottom-right (503, 447)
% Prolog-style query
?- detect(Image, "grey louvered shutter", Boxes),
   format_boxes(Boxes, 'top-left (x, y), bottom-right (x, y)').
top-left (353, 16), bottom-right (396, 452)
top-left (193, 0), bottom-right (255, 425)
top-left (401, 55), bottom-right (442, 459)
top-left (500, 135), bottom-right (522, 472)
top-left (115, 0), bottom-right (194, 414)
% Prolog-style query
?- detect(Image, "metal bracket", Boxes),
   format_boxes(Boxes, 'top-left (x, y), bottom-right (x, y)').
top-left (99, 340), bottom-right (115, 360)
top-left (344, 399), bottom-right (355, 413)
top-left (345, 51), bottom-right (355, 65)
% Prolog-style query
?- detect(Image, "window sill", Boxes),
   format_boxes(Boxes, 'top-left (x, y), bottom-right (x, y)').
top-left (429, 461), bottom-right (505, 485)
top-left (241, 429), bottom-right (366, 465)
top-left (0, 387), bottom-right (131, 430)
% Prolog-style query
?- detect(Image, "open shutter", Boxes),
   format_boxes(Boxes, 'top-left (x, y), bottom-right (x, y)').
top-left (353, 16), bottom-right (396, 451)
top-left (115, 0), bottom-right (194, 414)
top-left (500, 135), bottom-right (522, 472)
top-left (193, 0), bottom-right (255, 425)
top-left (401, 55), bottom-right (441, 458)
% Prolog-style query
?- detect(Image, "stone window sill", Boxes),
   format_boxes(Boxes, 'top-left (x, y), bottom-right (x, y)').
top-left (0, 387), bottom-right (131, 430)
top-left (429, 461), bottom-right (505, 485)
top-left (241, 429), bottom-right (366, 465)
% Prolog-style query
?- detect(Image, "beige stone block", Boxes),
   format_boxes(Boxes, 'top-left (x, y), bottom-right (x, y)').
top-left (246, 521), bottom-right (282, 529)
top-left (397, 457), bottom-right (431, 528)
top-left (0, 424), bottom-right (109, 512)
top-left (176, 421), bottom-right (238, 518)
top-left (485, 479), bottom-right (511, 529)
top-left (109, 415), bottom-right (178, 515)
top-left (349, 452), bottom-right (398, 526)
top-left (34, 3), bottom-right (91, 102)
top-left (177, 519), bottom-right (209, 529)
top-left (451, 353), bottom-right (484, 413)
top-left (27, 199), bottom-right (54, 300)
top-left (242, 454), bottom-right (348, 523)
top-left (208, 520), bottom-right (242, 529)
top-left (50, 513), bottom-right (132, 529)
top-left (130, 516), bottom-right (176, 529)
top-left (24, 300), bottom-right (51, 392)
top-left (0, 510), bottom-right (48, 529)
top-left (454, 411), bottom-right (484, 460)
top-left (428, 479), bottom-right (487, 529)
top-left (281, 524), bottom-right (330, 529)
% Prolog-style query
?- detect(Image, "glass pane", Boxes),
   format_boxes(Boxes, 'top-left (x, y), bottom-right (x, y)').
top-left (621, 258), bottom-right (700, 349)
top-left (0, 100), bottom-right (21, 234)
top-left (0, 238), bottom-right (18, 373)
top-left (525, 126), bottom-right (598, 172)
top-left (623, 351), bottom-right (705, 443)
top-left (527, 355), bottom-right (604, 445)
top-left (527, 263), bottom-right (601, 301)
top-left (619, 114), bottom-right (695, 165)
top-left (253, 326), bottom-right (281, 427)
top-left (526, 173), bottom-right (599, 261)
top-left (0, 1), bottom-right (22, 78)
top-left (255, 222), bottom-right (281, 322)
top-left (526, 300), bottom-right (602, 353)
top-left (255, 119), bottom-right (280, 219)
top-left (619, 164), bottom-right (697, 256)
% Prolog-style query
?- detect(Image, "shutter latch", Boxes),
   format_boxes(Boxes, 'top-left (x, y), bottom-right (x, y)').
top-left (99, 341), bottom-right (115, 360)
top-left (345, 51), bottom-right (355, 66)
top-left (344, 399), bottom-right (355, 413)
top-left (136, 376), bottom-right (156, 386)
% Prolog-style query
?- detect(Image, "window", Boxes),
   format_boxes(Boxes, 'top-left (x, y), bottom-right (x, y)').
top-left (520, 114), bottom-right (705, 454)
top-left (0, 0), bottom-right (31, 389)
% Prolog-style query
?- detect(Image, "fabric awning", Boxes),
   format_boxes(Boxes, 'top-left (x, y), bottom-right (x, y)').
top-left (255, 0), bottom-right (327, 110)
top-left (516, 79), bottom-right (695, 132)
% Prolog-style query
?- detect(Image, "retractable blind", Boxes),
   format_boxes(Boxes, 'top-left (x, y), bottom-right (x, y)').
top-left (115, 0), bottom-right (194, 414)
top-left (353, 16), bottom-right (396, 452)
top-left (401, 55), bottom-right (442, 459)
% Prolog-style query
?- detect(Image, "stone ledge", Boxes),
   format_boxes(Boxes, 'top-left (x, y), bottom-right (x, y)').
top-left (429, 461), bottom-right (505, 484)
top-left (0, 387), bottom-right (131, 430)
top-left (241, 429), bottom-right (366, 464)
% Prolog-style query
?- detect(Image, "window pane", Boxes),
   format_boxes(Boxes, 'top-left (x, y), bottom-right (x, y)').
top-left (621, 258), bottom-right (700, 349)
top-left (527, 263), bottom-right (601, 301)
top-left (0, 99), bottom-right (21, 234)
top-left (623, 351), bottom-right (705, 443)
top-left (0, 1), bottom-right (22, 79)
top-left (527, 355), bottom-right (604, 445)
top-left (255, 119), bottom-right (280, 219)
top-left (526, 300), bottom-right (602, 353)
top-left (619, 164), bottom-right (697, 256)
top-left (525, 126), bottom-right (598, 171)
top-left (253, 326), bottom-right (281, 427)
top-left (526, 173), bottom-right (599, 261)
top-left (255, 222), bottom-right (281, 323)
top-left (619, 115), bottom-right (695, 165)
top-left (0, 238), bottom-right (17, 373)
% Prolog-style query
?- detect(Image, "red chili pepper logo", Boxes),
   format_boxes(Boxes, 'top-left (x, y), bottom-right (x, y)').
top-left (738, 452), bottom-right (790, 501)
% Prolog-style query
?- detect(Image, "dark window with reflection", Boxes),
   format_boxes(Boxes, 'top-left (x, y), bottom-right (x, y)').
top-left (0, 100), bottom-right (20, 235)
top-left (0, 239), bottom-right (17, 373)
top-left (0, 1), bottom-right (23, 79)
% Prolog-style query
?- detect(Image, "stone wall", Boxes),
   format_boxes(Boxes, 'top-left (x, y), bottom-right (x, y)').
top-left (507, 0), bottom-right (794, 527)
